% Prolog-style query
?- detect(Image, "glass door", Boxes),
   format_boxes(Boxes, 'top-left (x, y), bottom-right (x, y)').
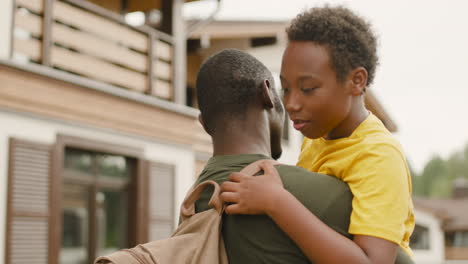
top-left (60, 148), bottom-right (133, 263)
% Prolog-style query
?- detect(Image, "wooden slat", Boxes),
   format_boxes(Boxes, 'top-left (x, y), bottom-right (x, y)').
top-left (152, 79), bottom-right (173, 100)
top-left (10, 217), bottom-right (48, 263)
top-left (154, 40), bottom-right (172, 61)
top-left (52, 23), bottom-right (147, 72)
top-left (51, 46), bottom-right (147, 92)
top-left (11, 145), bottom-right (50, 213)
top-left (14, 9), bottom-right (42, 36)
top-left (13, 37), bottom-right (41, 61)
top-left (53, 1), bottom-right (147, 52)
top-left (16, 0), bottom-right (43, 14)
top-left (153, 60), bottom-right (172, 81)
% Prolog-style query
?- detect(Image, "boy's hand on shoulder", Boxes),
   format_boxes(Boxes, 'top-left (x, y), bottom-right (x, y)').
top-left (220, 160), bottom-right (286, 216)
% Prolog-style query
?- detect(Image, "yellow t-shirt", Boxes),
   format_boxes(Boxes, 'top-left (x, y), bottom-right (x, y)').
top-left (297, 113), bottom-right (415, 257)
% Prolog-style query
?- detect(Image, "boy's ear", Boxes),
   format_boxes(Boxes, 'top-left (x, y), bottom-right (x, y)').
top-left (260, 79), bottom-right (274, 109)
top-left (348, 67), bottom-right (368, 95)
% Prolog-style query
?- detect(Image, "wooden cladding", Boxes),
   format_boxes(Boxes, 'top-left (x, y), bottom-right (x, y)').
top-left (6, 139), bottom-right (52, 264)
top-left (53, 1), bottom-right (147, 52)
top-left (12, 0), bottom-right (174, 100)
top-left (148, 162), bottom-right (175, 241)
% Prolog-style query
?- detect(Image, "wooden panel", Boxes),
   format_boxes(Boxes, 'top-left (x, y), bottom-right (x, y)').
top-left (0, 65), bottom-right (210, 149)
top-left (148, 162), bottom-right (175, 240)
top-left (13, 37), bottom-right (41, 61)
top-left (10, 144), bottom-right (50, 214)
top-left (16, 0), bottom-right (43, 13)
top-left (154, 40), bottom-right (172, 61)
top-left (445, 247), bottom-right (468, 259)
top-left (87, 0), bottom-right (122, 13)
top-left (153, 60), bottom-right (172, 81)
top-left (14, 9), bottom-right (42, 36)
top-left (52, 23), bottom-right (147, 72)
top-left (10, 217), bottom-right (48, 263)
top-left (51, 46), bottom-right (146, 92)
top-left (152, 79), bottom-right (172, 99)
top-left (6, 139), bottom-right (51, 264)
top-left (53, 1), bottom-right (147, 52)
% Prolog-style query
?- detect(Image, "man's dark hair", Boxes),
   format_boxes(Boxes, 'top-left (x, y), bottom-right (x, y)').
top-left (287, 6), bottom-right (379, 86)
top-left (196, 49), bottom-right (279, 134)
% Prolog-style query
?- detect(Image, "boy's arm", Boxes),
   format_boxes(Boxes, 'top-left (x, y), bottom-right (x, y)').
top-left (221, 161), bottom-right (398, 264)
top-left (269, 189), bottom-right (398, 264)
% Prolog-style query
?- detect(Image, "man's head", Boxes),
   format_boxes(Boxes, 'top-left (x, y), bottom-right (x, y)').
top-left (280, 6), bottom-right (378, 139)
top-left (196, 49), bottom-right (284, 159)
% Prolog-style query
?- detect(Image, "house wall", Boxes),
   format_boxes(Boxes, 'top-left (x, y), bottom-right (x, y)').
top-left (413, 209), bottom-right (445, 264)
top-left (0, 0), bottom-right (13, 59)
top-left (0, 109), bottom-right (198, 262)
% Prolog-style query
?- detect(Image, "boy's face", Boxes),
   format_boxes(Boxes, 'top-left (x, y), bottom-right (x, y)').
top-left (280, 41), bottom-right (353, 139)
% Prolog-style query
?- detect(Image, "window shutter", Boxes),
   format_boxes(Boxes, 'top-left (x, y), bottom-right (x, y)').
top-left (147, 162), bottom-right (175, 241)
top-left (6, 139), bottom-right (52, 264)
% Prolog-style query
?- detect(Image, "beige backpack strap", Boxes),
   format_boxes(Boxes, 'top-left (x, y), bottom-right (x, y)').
top-left (180, 180), bottom-right (222, 221)
top-left (239, 159), bottom-right (280, 175)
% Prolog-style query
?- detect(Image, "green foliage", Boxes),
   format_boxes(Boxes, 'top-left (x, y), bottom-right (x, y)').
top-left (413, 143), bottom-right (468, 198)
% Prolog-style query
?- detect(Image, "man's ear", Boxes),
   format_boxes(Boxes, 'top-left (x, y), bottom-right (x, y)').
top-left (348, 67), bottom-right (368, 95)
top-left (260, 79), bottom-right (274, 109)
top-left (198, 113), bottom-right (210, 134)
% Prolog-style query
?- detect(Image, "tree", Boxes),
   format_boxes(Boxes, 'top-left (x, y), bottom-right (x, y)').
top-left (413, 142), bottom-right (468, 198)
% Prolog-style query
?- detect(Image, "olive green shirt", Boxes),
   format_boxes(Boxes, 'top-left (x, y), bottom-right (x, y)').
top-left (194, 154), bottom-right (413, 264)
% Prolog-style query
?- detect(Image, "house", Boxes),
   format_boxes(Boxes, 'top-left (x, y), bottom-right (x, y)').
top-left (412, 178), bottom-right (468, 264)
top-left (0, 0), bottom-right (210, 263)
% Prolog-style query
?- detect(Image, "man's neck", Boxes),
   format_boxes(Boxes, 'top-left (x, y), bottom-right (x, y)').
top-left (211, 119), bottom-right (272, 158)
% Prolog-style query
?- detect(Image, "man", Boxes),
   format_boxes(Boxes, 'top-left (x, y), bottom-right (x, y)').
top-left (193, 48), bottom-right (352, 264)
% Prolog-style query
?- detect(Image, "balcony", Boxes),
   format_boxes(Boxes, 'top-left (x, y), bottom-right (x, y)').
top-left (11, 0), bottom-right (175, 101)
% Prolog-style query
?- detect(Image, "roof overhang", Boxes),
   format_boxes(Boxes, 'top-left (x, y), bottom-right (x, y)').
top-left (188, 20), bottom-right (288, 39)
top-left (86, 0), bottom-right (201, 13)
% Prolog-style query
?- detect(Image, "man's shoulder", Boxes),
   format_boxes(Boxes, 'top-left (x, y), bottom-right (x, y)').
top-left (275, 164), bottom-right (351, 194)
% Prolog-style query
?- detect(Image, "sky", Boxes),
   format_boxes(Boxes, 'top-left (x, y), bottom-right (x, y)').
top-left (184, 0), bottom-right (468, 173)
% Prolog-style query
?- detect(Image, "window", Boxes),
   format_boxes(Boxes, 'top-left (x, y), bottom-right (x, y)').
top-left (60, 148), bottom-right (135, 264)
top-left (410, 224), bottom-right (430, 250)
top-left (446, 231), bottom-right (468, 247)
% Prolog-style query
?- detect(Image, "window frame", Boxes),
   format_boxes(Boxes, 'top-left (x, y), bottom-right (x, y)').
top-left (50, 134), bottom-right (147, 264)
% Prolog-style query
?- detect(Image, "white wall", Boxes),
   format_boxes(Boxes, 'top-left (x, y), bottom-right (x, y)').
top-left (0, 0), bottom-right (13, 59)
top-left (413, 209), bottom-right (445, 264)
top-left (0, 109), bottom-right (196, 261)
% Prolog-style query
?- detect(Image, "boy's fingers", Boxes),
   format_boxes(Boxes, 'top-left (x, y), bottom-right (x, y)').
top-left (240, 159), bottom-right (281, 176)
top-left (221, 181), bottom-right (239, 192)
top-left (257, 160), bottom-right (282, 183)
top-left (220, 192), bottom-right (240, 204)
top-left (228, 172), bottom-right (246, 182)
top-left (225, 204), bottom-right (242, 215)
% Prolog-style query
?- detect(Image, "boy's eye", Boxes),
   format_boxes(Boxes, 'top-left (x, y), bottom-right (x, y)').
top-left (301, 87), bottom-right (318, 94)
top-left (281, 87), bottom-right (290, 95)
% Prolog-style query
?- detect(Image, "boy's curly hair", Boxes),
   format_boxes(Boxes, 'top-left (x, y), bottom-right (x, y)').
top-left (287, 6), bottom-right (379, 86)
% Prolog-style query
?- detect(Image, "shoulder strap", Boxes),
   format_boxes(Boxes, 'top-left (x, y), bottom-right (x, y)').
top-left (180, 180), bottom-right (222, 221)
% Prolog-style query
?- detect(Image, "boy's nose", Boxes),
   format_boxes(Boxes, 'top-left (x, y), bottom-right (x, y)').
top-left (284, 93), bottom-right (302, 114)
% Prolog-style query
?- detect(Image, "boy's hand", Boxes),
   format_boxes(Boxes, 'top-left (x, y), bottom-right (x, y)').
top-left (220, 160), bottom-right (285, 216)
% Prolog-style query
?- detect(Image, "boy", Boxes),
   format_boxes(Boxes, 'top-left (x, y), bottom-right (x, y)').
top-left (221, 6), bottom-right (414, 264)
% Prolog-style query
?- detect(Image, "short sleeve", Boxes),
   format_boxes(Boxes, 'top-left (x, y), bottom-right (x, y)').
top-left (345, 143), bottom-right (412, 244)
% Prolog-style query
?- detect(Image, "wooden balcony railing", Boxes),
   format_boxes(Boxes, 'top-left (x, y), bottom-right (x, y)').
top-left (12, 0), bottom-right (174, 101)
